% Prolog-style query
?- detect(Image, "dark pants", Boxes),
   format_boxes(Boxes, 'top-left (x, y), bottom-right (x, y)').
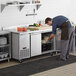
top-left (60, 22), bottom-right (74, 60)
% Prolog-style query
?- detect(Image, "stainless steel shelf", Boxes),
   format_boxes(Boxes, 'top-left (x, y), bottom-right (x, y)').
top-left (0, 3), bottom-right (42, 12)
top-left (42, 50), bottom-right (54, 54)
top-left (6, 3), bottom-right (41, 6)
top-left (0, 57), bottom-right (9, 61)
top-left (42, 42), bottom-right (53, 45)
top-left (0, 44), bottom-right (10, 48)
top-left (0, 32), bottom-right (11, 62)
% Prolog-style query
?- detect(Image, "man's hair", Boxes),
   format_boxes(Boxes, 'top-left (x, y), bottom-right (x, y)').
top-left (45, 17), bottom-right (52, 24)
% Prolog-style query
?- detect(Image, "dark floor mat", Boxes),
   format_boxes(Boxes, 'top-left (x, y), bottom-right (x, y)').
top-left (0, 55), bottom-right (76, 76)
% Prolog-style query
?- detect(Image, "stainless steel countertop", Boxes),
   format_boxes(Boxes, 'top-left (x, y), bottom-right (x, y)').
top-left (10, 29), bottom-right (52, 34)
top-left (0, 31), bottom-right (10, 35)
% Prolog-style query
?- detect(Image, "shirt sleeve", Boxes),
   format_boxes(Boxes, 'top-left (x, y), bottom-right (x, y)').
top-left (52, 22), bottom-right (57, 34)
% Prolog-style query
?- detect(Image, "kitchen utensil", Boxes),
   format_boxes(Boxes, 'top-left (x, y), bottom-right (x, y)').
top-left (0, 55), bottom-right (4, 59)
top-left (23, 0), bottom-right (30, 4)
top-left (0, 52), bottom-right (5, 59)
top-left (4, 53), bottom-right (8, 58)
top-left (0, 52), bottom-right (8, 58)
top-left (13, 1), bottom-right (19, 5)
top-left (35, 0), bottom-right (40, 3)
top-left (6, 2), bottom-right (13, 5)
top-left (19, 2), bottom-right (24, 4)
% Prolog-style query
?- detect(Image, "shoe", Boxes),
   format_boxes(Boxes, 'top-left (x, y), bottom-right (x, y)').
top-left (56, 58), bottom-right (66, 61)
top-left (66, 56), bottom-right (69, 59)
top-left (60, 58), bottom-right (66, 61)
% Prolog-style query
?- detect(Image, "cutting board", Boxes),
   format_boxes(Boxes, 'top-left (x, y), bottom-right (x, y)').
top-left (36, 26), bottom-right (52, 30)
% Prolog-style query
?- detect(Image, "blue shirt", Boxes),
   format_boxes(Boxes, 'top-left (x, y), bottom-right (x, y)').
top-left (52, 16), bottom-right (71, 34)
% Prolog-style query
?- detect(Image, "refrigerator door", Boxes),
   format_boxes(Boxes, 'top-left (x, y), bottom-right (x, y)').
top-left (31, 33), bottom-right (41, 57)
top-left (19, 34), bottom-right (29, 50)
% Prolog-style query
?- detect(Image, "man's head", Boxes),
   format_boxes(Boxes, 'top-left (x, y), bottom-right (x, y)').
top-left (45, 17), bottom-right (52, 26)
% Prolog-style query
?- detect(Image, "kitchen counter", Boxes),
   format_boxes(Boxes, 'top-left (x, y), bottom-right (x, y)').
top-left (9, 26), bottom-right (52, 34)
top-left (11, 26), bottom-right (54, 62)
top-left (0, 31), bottom-right (10, 35)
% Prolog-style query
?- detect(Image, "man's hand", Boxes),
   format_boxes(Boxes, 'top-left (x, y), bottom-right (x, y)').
top-left (48, 34), bottom-right (55, 40)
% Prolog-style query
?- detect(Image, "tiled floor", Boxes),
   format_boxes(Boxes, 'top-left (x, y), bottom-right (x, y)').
top-left (0, 60), bottom-right (19, 69)
top-left (30, 63), bottom-right (76, 76)
top-left (0, 53), bottom-right (76, 76)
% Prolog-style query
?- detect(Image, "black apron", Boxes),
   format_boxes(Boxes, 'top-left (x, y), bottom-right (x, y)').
top-left (61, 22), bottom-right (69, 40)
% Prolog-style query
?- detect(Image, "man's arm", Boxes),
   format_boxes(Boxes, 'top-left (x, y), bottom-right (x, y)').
top-left (48, 34), bottom-right (55, 40)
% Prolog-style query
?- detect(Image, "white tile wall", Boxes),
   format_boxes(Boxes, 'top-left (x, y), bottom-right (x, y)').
top-left (0, 0), bottom-right (76, 28)
top-left (36, 0), bottom-right (76, 23)
top-left (0, 0), bottom-right (37, 28)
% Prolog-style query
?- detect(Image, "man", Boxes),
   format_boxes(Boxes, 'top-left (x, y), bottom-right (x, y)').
top-left (45, 15), bottom-right (74, 61)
